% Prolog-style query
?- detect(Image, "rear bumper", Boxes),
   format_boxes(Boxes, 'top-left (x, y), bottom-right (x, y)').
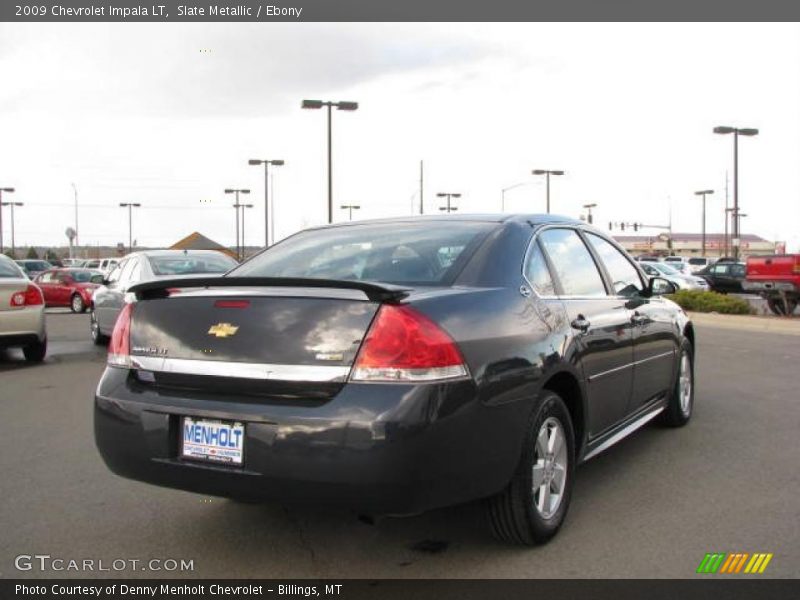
top-left (0, 306), bottom-right (46, 347)
top-left (94, 367), bottom-right (528, 514)
top-left (742, 280), bottom-right (799, 295)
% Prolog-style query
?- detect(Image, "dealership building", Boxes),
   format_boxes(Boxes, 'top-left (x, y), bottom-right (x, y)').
top-left (613, 233), bottom-right (779, 258)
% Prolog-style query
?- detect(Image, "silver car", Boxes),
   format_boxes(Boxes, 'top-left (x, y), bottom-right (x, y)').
top-left (0, 255), bottom-right (47, 362)
top-left (640, 261), bottom-right (709, 291)
top-left (90, 249), bottom-right (237, 344)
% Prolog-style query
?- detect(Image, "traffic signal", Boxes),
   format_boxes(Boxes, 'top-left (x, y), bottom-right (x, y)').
top-left (621, 222), bottom-right (626, 231)
top-left (609, 221), bottom-right (613, 230)
top-left (633, 223), bottom-right (639, 231)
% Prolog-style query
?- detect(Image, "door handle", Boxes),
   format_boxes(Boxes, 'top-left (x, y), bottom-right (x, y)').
top-left (571, 316), bottom-right (590, 333)
top-left (631, 311), bottom-right (647, 326)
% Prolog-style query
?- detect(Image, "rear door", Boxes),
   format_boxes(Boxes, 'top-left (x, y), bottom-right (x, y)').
top-left (35, 271), bottom-right (57, 305)
top-left (537, 228), bottom-right (634, 437)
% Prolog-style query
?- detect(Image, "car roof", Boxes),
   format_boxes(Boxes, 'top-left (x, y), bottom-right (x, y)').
top-left (303, 213), bottom-right (585, 231)
top-left (120, 249), bottom-right (235, 259)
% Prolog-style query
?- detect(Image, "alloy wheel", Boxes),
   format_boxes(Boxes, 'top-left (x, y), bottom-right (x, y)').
top-left (532, 417), bottom-right (568, 519)
top-left (679, 351), bottom-right (692, 416)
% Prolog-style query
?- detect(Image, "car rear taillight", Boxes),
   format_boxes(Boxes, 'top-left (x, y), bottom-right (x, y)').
top-left (350, 305), bottom-right (468, 382)
top-left (9, 285), bottom-right (44, 307)
top-left (108, 303), bottom-right (133, 368)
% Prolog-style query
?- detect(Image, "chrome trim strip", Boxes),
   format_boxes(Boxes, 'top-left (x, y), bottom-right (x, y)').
top-left (130, 356), bottom-right (351, 382)
top-left (588, 350), bottom-right (674, 382)
top-left (582, 405), bottom-right (665, 461)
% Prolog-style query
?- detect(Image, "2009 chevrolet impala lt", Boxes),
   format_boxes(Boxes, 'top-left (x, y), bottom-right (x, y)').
top-left (95, 214), bottom-right (695, 544)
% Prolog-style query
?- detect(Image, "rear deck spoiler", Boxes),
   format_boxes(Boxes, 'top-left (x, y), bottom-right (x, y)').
top-left (128, 277), bottom-right (411, 303)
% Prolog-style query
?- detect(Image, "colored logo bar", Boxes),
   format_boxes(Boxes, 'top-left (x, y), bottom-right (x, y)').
top-left (697, 552), bottom-right (773, 574)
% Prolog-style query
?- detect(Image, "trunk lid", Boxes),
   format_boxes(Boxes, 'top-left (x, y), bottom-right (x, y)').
top-left (125, 278), bottom-right (410, 400)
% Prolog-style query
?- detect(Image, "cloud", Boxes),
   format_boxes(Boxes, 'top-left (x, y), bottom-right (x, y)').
top-left (0, 23), bottom-right (496, 118)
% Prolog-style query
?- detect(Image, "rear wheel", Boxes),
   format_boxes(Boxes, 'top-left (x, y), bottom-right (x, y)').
top-left (486, 390), bottom-right (575, 545)
top-left (659, 338), bottom-right (694, 427)
top-left (90, 310), bottom-right (108, 345)
top-left (767, 297), bottom-right (798, 316)
top-left (70, 293), bottom-right (86, 313)
top-left (23, 337), bottom-right (47, 363)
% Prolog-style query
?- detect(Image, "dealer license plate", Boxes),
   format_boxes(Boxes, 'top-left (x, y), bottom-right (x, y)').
top-left (181, 417), bottom-right (245, 465)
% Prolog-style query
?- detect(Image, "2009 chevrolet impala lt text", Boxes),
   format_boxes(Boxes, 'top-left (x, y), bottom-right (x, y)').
top-left (94, 214), bottom-right (695, 544)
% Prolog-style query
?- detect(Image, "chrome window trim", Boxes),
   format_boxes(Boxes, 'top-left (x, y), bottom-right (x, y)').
top-left (130, 356), bottom-right (351, 383)
top-left (522, 223), bottom-right (647, 301)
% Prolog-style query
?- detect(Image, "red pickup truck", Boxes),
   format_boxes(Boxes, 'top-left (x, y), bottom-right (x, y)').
top-left (743, 254), bottom-right (800, 315)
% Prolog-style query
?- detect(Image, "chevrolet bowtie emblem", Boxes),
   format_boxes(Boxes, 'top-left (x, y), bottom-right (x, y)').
top-left (208, 323), bottom-right (239, 338)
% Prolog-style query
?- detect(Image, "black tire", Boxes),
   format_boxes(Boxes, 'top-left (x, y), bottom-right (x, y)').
top-left (659, 338), bottom-right (694, 427)
top-left (90, 310), bottom-right (108, 345)
top-left (70, 293), bottom-right (86, 313)
top-left (23, 337), bottom-right (47, 363)
top-left (486, 390), bottom-right (575, 545)
top-left (767, 297), bottom-right (798, 316)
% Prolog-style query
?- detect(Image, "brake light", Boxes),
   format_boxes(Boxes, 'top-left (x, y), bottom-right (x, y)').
top-left (108, 303), bottom-right (133, 368)
top-left (9, 285), bottom-right (44, 307)
top-left (793, 262), bottom-right (800, 275)
top-left (351, 305), bottom-right (468, 382)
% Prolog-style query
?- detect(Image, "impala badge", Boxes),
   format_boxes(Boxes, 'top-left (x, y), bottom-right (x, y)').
top-left (208, 323), bottom-right (239, 338)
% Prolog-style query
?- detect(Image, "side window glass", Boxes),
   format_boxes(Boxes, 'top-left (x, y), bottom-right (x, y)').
top-left (586, 233), bottom-right (644, 298)
top-left (731, 264), bottom-right (745, 277)
top-left (712, 265), bottom-right (729, 275)
top-left (524, 240), bottom-right (556, 296)
top-left (119, 259), bottom-right (136, 283)
top-left (38, 272), bottom-right (53, 283)
top-left (108, 261), bottom-right (126, 284)
top-left (538, 229), bottom-right (607, 297)
top-left (128, 259), bottom-right (141, 283)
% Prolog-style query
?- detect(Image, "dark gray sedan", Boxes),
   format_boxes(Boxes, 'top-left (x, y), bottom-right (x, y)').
top-left (90, 250), bottom-right (237, 344)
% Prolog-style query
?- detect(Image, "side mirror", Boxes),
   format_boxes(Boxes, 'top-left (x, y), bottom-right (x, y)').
top-left (648, 276), bottom-right (677, 296)
top-left (90, 274), bottom-right (107, 285)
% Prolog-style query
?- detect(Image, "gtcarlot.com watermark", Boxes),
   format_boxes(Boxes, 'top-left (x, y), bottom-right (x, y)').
top-left (14, 554), bottom-right (194, 573)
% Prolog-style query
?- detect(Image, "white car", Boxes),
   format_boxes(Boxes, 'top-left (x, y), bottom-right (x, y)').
top-left (687, 256), bottom-right (716, 274)
top-left (0, 255), bottom-right (47, 362)
top-left (640, 261), bottom-right (709, 291)
top-left (662, 256), bottom-right (693, 275)
top-left (83, 257), bottom-right (120, 276)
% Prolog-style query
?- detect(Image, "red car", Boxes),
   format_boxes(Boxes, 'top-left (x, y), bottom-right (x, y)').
top-left (34, 268), bottom-right (103, 313)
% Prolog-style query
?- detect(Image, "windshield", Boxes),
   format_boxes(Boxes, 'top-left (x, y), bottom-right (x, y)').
top-left (148, 254), bottom-right (237, 276)
top-left (230, 221), bottom-right (494, 285)
top-left (19, 261), bottom-right (51, 271)
top-left (651, 262), bottom-right (680, 276)
top-left (688, 258), bottom-right (707, 265)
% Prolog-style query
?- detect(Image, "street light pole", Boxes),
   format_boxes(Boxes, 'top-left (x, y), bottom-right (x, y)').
top-left (582, 203), bottom-right (598, 224)
top-left (1, 201), bottom-right (23, 257)
top-left (119, 203), bottom-right (141, 254)
top-left (437, 192), bottom-right (461, 213)
top-left (0, 187), bottom-right (15, 255)
top-left (248, 159), bottom-right (284, 247)
top-left (71, 183), bottom-right (79, 248)
top-left (225, 188), bottom-right (250, 261)
top-left (239, 203), bottom-right (254, 259)
top-left (340, 204), bottom-right (361, 221)
top-left (501, 182), bottom-right (533, 212)
top-left (713, 126), bottom-right (758, 260)
top-left (532, 169), bottom-right (565, 213)
top-left (301, 99), bottom-right (359, 224)
top-left (694, 190), bottom-right (714, 256)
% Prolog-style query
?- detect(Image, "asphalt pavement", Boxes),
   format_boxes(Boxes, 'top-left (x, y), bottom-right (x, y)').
top-left (0, 309), bottom-right (798, 579)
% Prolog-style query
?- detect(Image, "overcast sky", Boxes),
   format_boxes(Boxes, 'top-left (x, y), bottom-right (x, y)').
top-left (1, 23), bottom-right (798, 252)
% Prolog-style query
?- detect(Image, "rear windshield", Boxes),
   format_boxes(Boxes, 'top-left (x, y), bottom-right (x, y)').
top-left (148, 254), bottom-right (236, 276)
top-left (688, 258), bottom-right (707, 265)
top-left (0, 260), bottom-right (24, 278)
top-left (664, 257), bottom-right (682, 262)
top-left (230, 221), bottom-right (495, 285)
